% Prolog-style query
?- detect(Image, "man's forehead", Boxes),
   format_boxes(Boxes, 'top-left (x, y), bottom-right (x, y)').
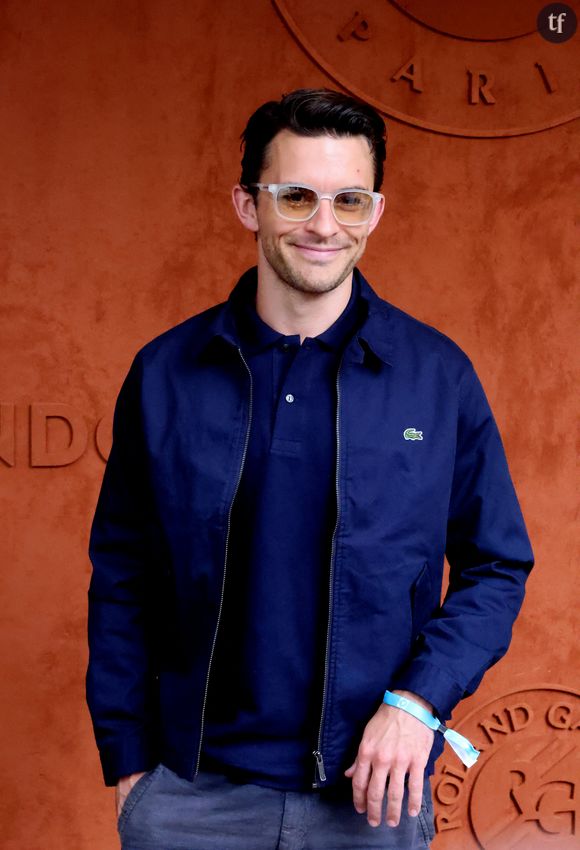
top-left (262, 130), bottom-right (374, 180)
top-left (266, 128), bottom-right (372, 155)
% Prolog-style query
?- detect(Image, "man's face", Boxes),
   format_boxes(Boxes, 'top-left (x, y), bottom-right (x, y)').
top-left (249, 130), bottom-right (384, 296)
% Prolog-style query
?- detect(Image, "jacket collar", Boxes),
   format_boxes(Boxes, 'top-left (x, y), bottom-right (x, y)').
top-left (204, 266), bottom-right (394, 368)
top-left (352, 268), bottom-right (393, 367)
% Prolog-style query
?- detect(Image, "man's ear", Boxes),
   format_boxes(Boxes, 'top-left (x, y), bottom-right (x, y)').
top-left (366, 194), bottom-right (386, 237)
top-left (232, 184), bottom-right (259, 233)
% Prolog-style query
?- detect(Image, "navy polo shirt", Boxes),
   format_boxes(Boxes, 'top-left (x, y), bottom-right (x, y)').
top-left (200, 271), bottom-right (366, 790)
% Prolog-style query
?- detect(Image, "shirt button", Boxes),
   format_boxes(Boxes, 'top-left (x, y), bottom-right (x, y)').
top-left (285, 393), bottom-right (295, 403)
top-left (281, 343), bottom-right (290, 351)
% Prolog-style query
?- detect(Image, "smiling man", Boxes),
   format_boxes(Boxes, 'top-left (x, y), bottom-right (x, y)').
top-left (87, 89), bottom-right (533, 850)
top-left (239, 131), bottom-right (380, 295)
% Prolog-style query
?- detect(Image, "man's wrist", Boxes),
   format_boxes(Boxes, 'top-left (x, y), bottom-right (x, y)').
top-left (117, 770), bottom-right (147, 787)
top-left (390, 689), bottom-right (433, 714)
top-left (383, 689), bottom-right (481, 767)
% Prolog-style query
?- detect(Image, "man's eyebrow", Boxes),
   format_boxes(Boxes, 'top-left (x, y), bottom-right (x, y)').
top-left (283, 183), bottom-right (372, 191)
top-left (278, 180), bottom-right (372, 192)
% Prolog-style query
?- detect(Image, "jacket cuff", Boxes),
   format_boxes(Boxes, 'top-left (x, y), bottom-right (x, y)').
top-left (391, 660), bottom-right (466, 720)
top-left (98, 730), bottom-right (158, 787)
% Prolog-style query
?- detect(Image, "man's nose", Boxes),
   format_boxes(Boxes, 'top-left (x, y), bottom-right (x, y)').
top-left (304, 198), bottom-right (339, 237)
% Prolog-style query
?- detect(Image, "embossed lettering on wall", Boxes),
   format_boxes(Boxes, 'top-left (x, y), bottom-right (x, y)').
top-left (433, 686), bottom-right (579, 849)
top-left (273, 0), bottom-right (580, 136)
top-left (0, 403), bottom-right (111, 466)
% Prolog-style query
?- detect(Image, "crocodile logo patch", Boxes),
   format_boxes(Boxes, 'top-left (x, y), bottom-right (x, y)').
top-left (403, 427), bottom-right (423, 441)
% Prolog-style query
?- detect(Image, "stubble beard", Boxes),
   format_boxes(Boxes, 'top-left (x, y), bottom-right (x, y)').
top-left (260, 234), bottom-right (366, 296)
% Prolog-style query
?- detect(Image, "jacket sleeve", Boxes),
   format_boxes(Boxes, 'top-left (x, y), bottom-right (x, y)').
top-left (392, 361), bottom-right (534, 719)
top-left (86, 352), bottom-right (160, 786)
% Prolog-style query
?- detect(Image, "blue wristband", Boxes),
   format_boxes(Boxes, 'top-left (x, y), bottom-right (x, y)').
top-left (383, 690), bottom-right (480, 768)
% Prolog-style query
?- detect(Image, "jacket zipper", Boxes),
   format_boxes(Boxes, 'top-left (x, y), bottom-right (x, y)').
top-left (312, 353), bottom-right (344, 788)
top-left (193, 346), bottom-right (253, 779)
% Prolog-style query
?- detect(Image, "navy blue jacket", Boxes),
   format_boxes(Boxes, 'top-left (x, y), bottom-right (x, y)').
top-left (86, 267), bottom-right (534, 788)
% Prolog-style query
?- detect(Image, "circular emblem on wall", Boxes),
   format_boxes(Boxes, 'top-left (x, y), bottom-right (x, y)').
top-left (432, 686), bottom-right (580, 849)
top-left (273, 0), bottom-right (580, 136)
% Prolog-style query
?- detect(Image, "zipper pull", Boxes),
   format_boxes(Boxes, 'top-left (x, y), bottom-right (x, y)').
top-left (313, 750), bottom-right (327, 782)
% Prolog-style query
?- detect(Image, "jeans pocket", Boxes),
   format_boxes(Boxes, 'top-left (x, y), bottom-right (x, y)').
top-left (117, 764), bottom-right (163, 835)
top-left (417, 783), bottom-right (436, 847)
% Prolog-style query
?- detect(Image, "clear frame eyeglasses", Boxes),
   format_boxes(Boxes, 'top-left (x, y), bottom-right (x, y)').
top-left (249, 182), bottom-right (384, 226)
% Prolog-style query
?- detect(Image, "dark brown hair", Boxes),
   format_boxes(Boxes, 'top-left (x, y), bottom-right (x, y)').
top-left (240, 88), bottom-right (387, 195)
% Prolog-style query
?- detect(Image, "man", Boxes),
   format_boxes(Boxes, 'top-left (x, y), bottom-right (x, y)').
top-left (86, 89), bottom-right (534, 850)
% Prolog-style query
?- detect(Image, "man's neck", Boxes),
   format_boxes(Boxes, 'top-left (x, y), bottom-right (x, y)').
top-left (254, 269), bottom-right (354, 344)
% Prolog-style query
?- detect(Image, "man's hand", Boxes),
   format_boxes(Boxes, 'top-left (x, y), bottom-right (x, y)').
top-left (343, 689), bottom-right (434, 829)
top-left (115, 771), bottom-right (147, 818)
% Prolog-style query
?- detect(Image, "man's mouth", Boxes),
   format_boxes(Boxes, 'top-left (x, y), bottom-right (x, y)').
top-left (291, 243), bottom-right (346, 261)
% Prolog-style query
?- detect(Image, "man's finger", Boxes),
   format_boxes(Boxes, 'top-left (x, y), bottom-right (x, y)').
top-left (115, 787), bottom-right (124, 818)
top-left (350, 759), bottom-right (372, 814)
top-left (407, 764), bottom-right (424, 817)
top-left (385, 767), bottom-right (407, 827)
top-left (365, 764), bottom-right (389, 827)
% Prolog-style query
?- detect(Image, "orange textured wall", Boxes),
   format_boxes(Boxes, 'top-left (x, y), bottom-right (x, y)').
top-left (0, 1), bottom-right (578, 848)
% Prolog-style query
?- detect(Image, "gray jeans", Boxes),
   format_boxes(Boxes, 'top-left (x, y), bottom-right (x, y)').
top-left (118, 764), bottom-right (435, 850)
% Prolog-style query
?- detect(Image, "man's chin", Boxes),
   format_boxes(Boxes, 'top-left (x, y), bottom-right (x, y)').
top-left (282, 266), bottom-right (354, 295)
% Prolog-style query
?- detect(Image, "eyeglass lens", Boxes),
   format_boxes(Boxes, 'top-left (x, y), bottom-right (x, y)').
top-left (276, 186), bottom-right (373, 224)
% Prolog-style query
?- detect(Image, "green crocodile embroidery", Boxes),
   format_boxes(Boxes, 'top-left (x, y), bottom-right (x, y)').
top-left (403, 428), bottom-right (423, 441)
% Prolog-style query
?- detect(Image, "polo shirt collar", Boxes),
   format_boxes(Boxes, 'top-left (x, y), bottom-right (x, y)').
top-left (207, 266), bottom-right (394, 368)
top-left (229, 267), bottom-right (364, 354)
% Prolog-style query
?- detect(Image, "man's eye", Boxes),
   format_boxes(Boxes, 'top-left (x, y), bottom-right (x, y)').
top-left (281, 188), bottom-right (312, 205)
top-left (336, 192), bottom-right (367, 208)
